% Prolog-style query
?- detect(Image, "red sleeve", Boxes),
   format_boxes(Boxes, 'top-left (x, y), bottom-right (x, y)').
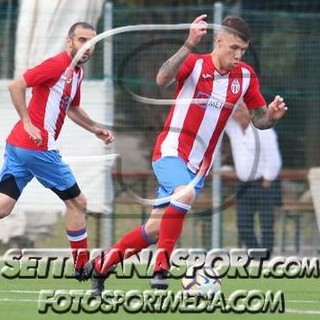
top-left (23, 57), bottom-right (64, 87)
top-left (243, 67), bottom-right (266, 109)
top-left (176, 54), bottom-right (198, 83)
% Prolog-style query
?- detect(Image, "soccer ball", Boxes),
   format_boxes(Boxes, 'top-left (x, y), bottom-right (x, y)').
top-left (181, 266), bottom-right (221, 296)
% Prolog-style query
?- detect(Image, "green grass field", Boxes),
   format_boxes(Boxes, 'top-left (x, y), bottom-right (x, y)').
top-left (0, 261), bottom-right (319, 320)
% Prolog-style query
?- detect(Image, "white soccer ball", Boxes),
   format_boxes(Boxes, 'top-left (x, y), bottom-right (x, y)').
top-left (181, 266), bottom-right (222, 296)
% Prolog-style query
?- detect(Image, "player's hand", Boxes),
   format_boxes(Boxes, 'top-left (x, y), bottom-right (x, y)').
top-left (267, 95), bottom-right (288, 121)
top-left (185, 14), bottom-right (208, 48)
top-left (23, 118), bottom-right (42, 146)
top-left (95, 128), bottom-right (115, 145)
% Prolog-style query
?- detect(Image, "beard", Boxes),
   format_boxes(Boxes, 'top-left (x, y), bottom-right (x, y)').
top-left (71, 48), bottom-right (90, 65)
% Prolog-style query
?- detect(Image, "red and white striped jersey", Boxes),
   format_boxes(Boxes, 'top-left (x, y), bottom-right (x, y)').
top-left (7, 51), bottom-right (83, 151)
top-left (152, 53), bottom-right (266, 175)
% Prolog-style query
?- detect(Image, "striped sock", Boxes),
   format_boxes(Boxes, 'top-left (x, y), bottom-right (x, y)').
top-left (154, 200), bottom-right (191, 272)
top-left (66, 228), bottom-right (89, 270)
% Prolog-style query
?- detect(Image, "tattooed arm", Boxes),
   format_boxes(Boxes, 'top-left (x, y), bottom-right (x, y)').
top-left (251, 106), bottom-right (274, 129)
top-left (156, 46), bottom-right (193, 87)
top-left (156, 14), bottom-right (208, 87)
top-left (251, 95), bottom-right (288, 129)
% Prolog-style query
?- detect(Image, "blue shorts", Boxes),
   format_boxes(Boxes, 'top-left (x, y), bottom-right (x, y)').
top-left (0, 144), bottom-right (77, 194)
top-left (152, 156), bottom-right (205, 207)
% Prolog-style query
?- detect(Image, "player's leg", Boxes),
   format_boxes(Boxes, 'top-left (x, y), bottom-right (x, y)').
top-left (52, 184), bottom-right (89, 277)
top-left (153, 186), bottom-right (194, 270)
top-left (93, 207), bottom-right (162, 276)
top-left (0, 144), bottom-right (33, 218)
top-left (150, 156), bottom-right (204, 289)
top-left (0, 188), bottom-right (18, 218)
top-left (62, 189), bottom-right (89, 277)
top-left (87, 155), bottom-right (197, 292)
top-left (94, 203), bottom-right (179, 277)
top-left (83, 206), bottom-right (164, 296)
top-left (151, 189), bottom-right (194, 289)
top-left (22, 148), bottom-right (90, 278)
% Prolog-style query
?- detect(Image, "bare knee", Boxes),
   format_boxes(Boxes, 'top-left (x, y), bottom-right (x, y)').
top-left (65, 193), bottom-right (87, 215)
top-left (0, 210), bottom-right (12, 219)
top-left (76, 193), bottom-right (87, 212)
top-left (174, 185), bottom-right (196, 205)
top-left (0, 194), bottom-right (16, 219)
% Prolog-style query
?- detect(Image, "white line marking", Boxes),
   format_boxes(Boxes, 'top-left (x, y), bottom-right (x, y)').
top-left (287, 299), bottom-right (320, 304)
top-left (0, 298), bottom-right (40, 302)
top-left (0, 290), bottom-right (40, 294)
top-left (286, 309), bottom-right (320, 315)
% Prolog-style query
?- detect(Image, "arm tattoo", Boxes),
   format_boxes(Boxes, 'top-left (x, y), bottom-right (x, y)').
top-left (157, 45), bottom-right (192, 87)
top-left (251, 106), bottom-right (276, 129)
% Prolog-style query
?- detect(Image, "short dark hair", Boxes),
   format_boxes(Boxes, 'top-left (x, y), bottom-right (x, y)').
top-left (68, 22), bottom-right (96, 37)
top-left (222, 15), bottom-right (251, 42)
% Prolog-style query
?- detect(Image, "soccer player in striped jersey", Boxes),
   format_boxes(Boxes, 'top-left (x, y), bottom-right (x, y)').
top-left (0, 22), bottom-right (114, 280)
top-left (84, 14), bottom-right (287, 295)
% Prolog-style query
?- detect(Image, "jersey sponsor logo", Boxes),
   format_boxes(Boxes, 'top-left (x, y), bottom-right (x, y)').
top-left (231, 79), bottom-right (240, 94)
top-left (60, 94), bottom-right (72, 110)
top-left (194, 91), bottom-right (210, 108)
top-left (207, 97), bottom-right (225, 109)
top-left (195, 91), bottom-right (228, 110)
